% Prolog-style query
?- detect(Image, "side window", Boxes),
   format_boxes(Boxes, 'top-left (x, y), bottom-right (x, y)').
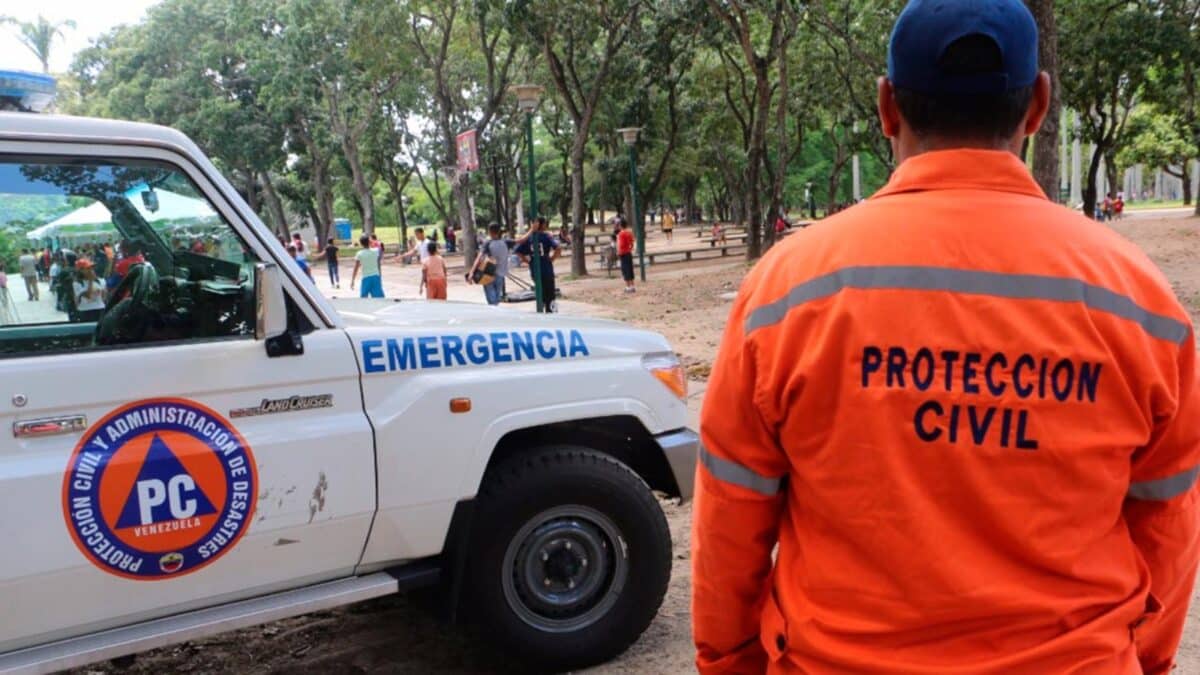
top-left (0, 156), bottom-right (261, 357)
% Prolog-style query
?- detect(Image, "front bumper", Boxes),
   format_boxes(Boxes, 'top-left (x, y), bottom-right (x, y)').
top-left (655, 428), bottom-right (699, 502)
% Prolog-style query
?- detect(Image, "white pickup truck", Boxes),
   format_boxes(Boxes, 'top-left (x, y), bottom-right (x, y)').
top-left (0, 113), bottom-right (697, 674)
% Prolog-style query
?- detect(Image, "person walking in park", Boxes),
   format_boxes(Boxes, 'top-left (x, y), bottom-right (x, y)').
top-left (661, 208), bottom-right (675, 244)
top-left (398, 227), bottom-right (432, 266)
top-left (423, 242), bottom-right (448, 300)
top-left (617, 217), bottom-right (636, 293)
top-left (515, 216), bottom-right (560, 313)
top-left (350, 235), bottom-right (384, 298)
top-left (469, 223), bottom-right (510, 306)
top-left (18, 248), bottom-right (38, 301)
top-left (286, 244), bottom-right (313, 281)
top-left (369, 233), bottom-right (383, 260)
top-left (322, 237), bottom-right (340, 288)
top-left (693, 2), bottom-right (1200, 673)
top-left (291, 232), bottom-right (307, 262)
top-left (710, 221), bottom-right (726, 246)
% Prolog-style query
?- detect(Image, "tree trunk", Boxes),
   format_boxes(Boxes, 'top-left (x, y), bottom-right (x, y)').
top-left (767, 39), bottom-right (789, 253)
top-left (260, 171), bottom-right (291, 240)
top-left (1083, 145), bottom-right (1103, 218)
top-left (490, 159), bottom-right (504, 228)
top-left (303, 204), bottom-right (320, 240)
top-left (1178, 162), bottom-right (1192, 206)
top-left (1104, 150), bottom-right (1118, 200)
top-left (240, 169), bottom-right (260, 217)
top-left (569, 138), bottom-right (588, 276)
top-left (453, 178), bottom-right (478, 266)
top-left (559, 158), bottom-right (571, 233)
top-left (1026, 0), bottom-right (1061, 201)
top-left (383, 176), bottom-right (408, 252)
top-left (341, 134), bottom-right (376, 235)
top-left (828, 141), bottom-right (849, 211)
top-left (310, 157), bottom-right (335, 242)
top-left (744, 72), bottom-right (771, 260)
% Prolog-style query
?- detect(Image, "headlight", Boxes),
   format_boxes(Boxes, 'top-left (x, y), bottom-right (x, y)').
top-left (642, 352), bottom-right (687, 400)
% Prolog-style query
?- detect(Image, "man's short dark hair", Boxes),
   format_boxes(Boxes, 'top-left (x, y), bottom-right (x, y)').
top-left (415, 227), bottom-right (424, 235)
top-left (359, 235), bottom-right (370, 247)
top-left (488, 223), bottom-right (501, 236)
top-left (893, 34), bottom-right (1034, 142)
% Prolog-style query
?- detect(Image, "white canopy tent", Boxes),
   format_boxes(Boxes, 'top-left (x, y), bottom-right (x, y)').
top-left (26, 186), bottom-right (219, 242)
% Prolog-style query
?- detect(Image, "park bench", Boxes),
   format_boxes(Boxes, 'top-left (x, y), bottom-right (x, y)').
top-left (645, 242), bottom-right (747, 265)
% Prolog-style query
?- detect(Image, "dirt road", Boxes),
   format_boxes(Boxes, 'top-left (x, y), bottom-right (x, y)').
top-left (82, 214), bottom-right (1199, 674)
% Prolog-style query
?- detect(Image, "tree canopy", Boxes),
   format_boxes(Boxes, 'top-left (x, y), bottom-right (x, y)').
top-left (41, 0), bottom-right (1198, 271)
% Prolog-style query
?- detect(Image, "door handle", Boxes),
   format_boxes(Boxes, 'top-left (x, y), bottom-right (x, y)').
top-left (13, 415), bottom-right (87, 438)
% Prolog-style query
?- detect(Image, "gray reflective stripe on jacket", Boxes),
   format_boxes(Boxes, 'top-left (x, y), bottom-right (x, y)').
top-left (1128, 466), bottom-right (1200, 501)
top-left (744, 266), bottom-right (1189, 345)
top-left (699, 445), bottom-right (783, 496)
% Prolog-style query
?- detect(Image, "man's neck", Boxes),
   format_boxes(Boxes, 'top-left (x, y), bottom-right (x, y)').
top-left (895, 134), bottom-right (1024, 164)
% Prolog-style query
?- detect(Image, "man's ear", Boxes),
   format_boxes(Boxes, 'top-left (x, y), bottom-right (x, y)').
top-left (878, 77), bottom-right (901, 138)
top-left (1024, 71), bottom-right (1052, 136)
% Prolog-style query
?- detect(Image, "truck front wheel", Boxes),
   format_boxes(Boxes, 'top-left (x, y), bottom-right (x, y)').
top-left (466, 446), bottom-right (672, 670)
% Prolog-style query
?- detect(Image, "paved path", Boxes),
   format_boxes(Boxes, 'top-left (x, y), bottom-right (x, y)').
top-left (4, 278), bottom-right (66, 324)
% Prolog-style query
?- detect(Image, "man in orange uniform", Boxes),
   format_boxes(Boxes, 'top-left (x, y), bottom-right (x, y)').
top-left (692, 1), bottom-right (1200, 673)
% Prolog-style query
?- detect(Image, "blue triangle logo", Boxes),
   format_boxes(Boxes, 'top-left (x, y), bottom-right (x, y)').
top-left (115, 434), bottom-right (218, 529)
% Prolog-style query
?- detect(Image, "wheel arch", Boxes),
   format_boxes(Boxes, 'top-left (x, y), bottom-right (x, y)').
top-left (436, 415), bottom-right (681, 623)
top-left (483, 415), bottom-right (682, 498)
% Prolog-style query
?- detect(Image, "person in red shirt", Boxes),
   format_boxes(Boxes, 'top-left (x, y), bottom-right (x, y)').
top-left (774, 214), bottom-right (789, 235)
top-left (616, 218), bottom-right (636, 293)
top-left (113, 239), bottom-right (146, 278)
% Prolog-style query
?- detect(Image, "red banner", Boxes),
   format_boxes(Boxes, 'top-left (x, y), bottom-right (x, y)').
top-left (456, 129), bottom-right (479, 172)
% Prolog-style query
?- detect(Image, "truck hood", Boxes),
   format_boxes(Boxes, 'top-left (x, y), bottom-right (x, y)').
top-left (334, 298), bottom-right (674, 372)
top-left (333, 298), bottom-right (632, 333)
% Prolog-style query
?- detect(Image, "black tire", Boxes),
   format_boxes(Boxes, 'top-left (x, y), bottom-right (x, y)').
top-left (465, 446), bottom-right (672, 672)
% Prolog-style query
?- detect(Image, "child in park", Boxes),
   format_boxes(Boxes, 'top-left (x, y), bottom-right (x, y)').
top-left (423, 241), bottom-right (448, 300)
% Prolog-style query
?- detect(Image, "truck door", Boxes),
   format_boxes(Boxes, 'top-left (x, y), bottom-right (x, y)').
top-left (0, 148), bottom-right (375, 653)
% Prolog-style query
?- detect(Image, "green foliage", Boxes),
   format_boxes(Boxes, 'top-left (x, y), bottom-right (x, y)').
top-left (58, 0), bottom-right (1192, 257)
top-left (0, 232), bottom-right (19, 272)
top-left (1116, 106), bottom-right (1199, 171)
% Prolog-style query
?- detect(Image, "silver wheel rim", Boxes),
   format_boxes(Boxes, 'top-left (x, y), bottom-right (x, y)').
top-left (501, 504), bottom-right (629, 633)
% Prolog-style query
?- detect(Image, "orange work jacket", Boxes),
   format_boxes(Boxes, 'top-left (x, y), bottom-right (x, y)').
top-left (693, 149), bottom-right (1200, 674)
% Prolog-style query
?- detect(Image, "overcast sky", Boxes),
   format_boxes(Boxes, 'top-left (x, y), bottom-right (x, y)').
top-left (1, 1), bottom-right (160, 74)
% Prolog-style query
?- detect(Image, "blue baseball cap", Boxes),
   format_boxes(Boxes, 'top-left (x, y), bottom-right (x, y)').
top-left (888, 0), bottom-right (1039, 95)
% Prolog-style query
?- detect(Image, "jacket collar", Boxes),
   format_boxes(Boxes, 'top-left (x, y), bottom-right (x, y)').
top-left (872, 148), bottom-right (1048, 201)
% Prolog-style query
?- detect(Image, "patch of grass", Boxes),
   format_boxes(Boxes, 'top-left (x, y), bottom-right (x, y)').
top-left (1126, 199), bottom-right (1186, 211)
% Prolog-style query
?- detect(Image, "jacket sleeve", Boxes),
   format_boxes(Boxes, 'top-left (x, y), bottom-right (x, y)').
top-left (1125, 332), bottom-right (1200, 675)
top-left (693, 288), bottom-right (790, 674)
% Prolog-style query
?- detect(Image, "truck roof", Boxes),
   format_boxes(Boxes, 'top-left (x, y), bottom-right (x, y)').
top-left (0, 112), bottom-right (202, 155)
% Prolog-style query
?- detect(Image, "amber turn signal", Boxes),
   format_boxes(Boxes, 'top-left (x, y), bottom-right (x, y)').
top-left (449, 398), bottom-right (472, 413)
top-left (643, 353), bottom-right (688, 401)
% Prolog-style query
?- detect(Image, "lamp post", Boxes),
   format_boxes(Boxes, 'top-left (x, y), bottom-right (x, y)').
top-left (617, 127), bottom-right (645, 282)
top-left (513, 84), bottom-right (545, 312)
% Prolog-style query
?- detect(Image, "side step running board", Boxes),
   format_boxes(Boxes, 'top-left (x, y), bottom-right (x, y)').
top-left (0, 564), bottom-right (437, 675)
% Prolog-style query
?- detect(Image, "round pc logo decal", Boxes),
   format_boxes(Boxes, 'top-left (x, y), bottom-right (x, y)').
top-left (62, 399), bottom-right (257, 580)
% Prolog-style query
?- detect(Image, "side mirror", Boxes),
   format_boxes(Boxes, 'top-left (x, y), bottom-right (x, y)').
top-left (254, 262), bottom-right (288, 341)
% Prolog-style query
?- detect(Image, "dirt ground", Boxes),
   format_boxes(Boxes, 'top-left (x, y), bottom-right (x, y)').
top-left (78, 212), bottom-right (1199, 674)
